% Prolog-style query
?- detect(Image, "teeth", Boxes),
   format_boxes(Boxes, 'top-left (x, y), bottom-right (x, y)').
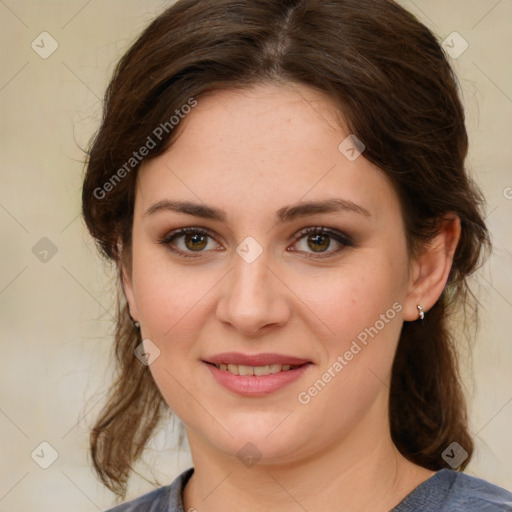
top-left (270, 364), bottom-right (281, 374)
top-left (215, 363), bottom-right (298, 375)
top-left (238, 364), bottom-right (253, 376)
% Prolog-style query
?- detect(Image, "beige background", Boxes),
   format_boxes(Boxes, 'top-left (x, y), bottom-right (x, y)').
top-left (0, 0), bottom-right (511, 510)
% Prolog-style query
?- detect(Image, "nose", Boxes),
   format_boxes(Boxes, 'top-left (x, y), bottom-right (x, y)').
top-left (216, 248), bottom-right (291, 337)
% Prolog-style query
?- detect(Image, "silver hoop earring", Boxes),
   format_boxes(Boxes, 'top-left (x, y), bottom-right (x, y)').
top-left (417, 305), bottom-right (425, 320)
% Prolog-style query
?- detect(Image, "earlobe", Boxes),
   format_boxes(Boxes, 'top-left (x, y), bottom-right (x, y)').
top-left (403, 214), bottom-right (461, 321)
top-left (120, 257), bottom-right (139, 323)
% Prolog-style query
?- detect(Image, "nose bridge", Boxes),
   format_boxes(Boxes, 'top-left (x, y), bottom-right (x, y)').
top-left (216, 244), bottom-right (290, 335)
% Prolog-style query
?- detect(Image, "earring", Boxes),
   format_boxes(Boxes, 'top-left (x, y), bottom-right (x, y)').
top-left (131, 318), bottom-right (140, 328)
top-left (417, 305), bottom-right (425, 320)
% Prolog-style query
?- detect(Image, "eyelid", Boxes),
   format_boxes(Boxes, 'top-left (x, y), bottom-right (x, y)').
top-left (289, 226), bottom-right (354, 259)
top-left (158, 225), bottom-right (354, 259)
top-left (158, 226), bottom-right (222, 258)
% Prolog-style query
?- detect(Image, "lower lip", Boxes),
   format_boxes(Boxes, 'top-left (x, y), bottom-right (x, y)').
top-left (205, 362), bottom-right (312, 396)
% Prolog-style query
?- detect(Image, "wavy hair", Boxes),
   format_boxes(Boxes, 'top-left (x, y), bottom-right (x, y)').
top-left (82, 0), bottom-right (491, 498)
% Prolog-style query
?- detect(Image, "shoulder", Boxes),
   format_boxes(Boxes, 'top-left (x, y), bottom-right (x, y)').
top-left (104, 467), bottom-right (194, 512)
top-left (393, 469), bottom-right (512, 512)
top-left (105, 486), bottom-right (171, 512)
top-left (448, 471), bottom-right (512, 511)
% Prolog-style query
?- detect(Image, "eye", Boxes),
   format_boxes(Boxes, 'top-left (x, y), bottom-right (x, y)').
top-left (158, 227), bottom-right (222, 258)
top-left (159, 226), bottom-right (354, 259)
top-left (289, 226), bottom-right (354, 259)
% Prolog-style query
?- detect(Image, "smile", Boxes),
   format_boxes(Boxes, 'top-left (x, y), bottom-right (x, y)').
top-left (213, 363), bottom-right (303, 376)
top-left (204, 357), bottom-right (312, 396)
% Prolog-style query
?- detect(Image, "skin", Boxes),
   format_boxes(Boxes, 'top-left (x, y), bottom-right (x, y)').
top-left (122, 82), bottom-right (461, 511)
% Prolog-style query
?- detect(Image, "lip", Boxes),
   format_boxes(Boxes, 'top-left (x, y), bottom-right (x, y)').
top-left (203, 353), bottom-right (312, 397)
top-left (204, 352), bottom-right (311, 366)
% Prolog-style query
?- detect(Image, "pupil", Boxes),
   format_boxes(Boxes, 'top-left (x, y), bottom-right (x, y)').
top-left (309, 234), bottom-right (329, 252)
top-left (186, 233), bottom-right (206, 251)
top-left (183, 232), bottom-right (330, 253)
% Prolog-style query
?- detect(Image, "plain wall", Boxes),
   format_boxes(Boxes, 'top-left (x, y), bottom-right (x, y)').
top-left (0, 1), bottom-right (511, 510)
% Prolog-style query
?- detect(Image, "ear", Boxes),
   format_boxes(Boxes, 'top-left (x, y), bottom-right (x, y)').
top-left (119, 244), bottom-right (139, 322)
top-left (403, 214), bottom-right (461, 321)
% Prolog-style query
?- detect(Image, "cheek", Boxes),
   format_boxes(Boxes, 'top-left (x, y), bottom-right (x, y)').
top-left (128, 235), bottom-right (408, 451)
top-left (130, 241), bottom-right (214, 337)
top-left (295, 269), bottom-right (405, 429)
top-left (303, 261), bottom-right (405, 347)
top-left (130, 252), bottom-right (216, 417)
top-left (298, 258), bottom-right (407, 418)
top-left (132, 239), bottom-right (407, 357)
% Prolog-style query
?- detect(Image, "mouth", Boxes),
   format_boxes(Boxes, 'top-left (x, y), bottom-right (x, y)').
top-left (208, 362), bottom-right (304, 376)
top-left (203, 352), bottom-right (312, 396)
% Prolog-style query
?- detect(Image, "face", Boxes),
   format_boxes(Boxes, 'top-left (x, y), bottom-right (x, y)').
top-left (124, 83), bottom-right (415, 466)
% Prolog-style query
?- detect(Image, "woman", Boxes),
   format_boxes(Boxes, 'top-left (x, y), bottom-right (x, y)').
top-left (82, 0), bottom-right (512, 510)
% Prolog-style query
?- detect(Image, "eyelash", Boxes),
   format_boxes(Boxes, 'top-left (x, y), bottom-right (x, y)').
top-left (158, 226), bottom-right (354, 260)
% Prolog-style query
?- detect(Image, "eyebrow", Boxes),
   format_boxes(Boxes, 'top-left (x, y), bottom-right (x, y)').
top-left (144, 198), bottom-right (371, 222)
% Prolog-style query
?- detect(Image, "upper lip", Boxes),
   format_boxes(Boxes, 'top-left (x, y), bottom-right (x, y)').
top-left (204, 352), bottom-right (311, 366)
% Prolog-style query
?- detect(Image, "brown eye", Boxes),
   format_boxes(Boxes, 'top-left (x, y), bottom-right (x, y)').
top-left (183, 232), bottom-right (208, 251)
top-left (307, 233), bottom-right (331, 252)
top-left (159, 227), bottom-right (221, 257)
top-left (291, 227), bottom-right (354, 259)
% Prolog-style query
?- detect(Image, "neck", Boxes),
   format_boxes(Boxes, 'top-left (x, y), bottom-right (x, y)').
top-left (182, 399), bottom-right (435, 512)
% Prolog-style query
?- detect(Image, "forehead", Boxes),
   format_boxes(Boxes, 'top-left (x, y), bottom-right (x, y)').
top-left (136, 83), bottom-right (399, 224)
top-left (170, 83), bottom-right (345, 158)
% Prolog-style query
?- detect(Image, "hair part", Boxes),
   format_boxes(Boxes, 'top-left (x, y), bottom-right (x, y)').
top-left (82, 0), bottom-right (491, 497)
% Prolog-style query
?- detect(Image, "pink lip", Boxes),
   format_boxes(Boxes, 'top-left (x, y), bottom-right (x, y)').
top-left (204, 352), bottom-right (311, 366)
top-left (203, 354), bottom-right (312, 397)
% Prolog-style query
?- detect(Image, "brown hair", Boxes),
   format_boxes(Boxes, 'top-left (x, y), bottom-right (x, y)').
top-left (82, 0), bottom-right (491, 498)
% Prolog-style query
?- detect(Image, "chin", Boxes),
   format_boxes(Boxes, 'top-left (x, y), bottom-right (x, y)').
top-left (190, 411), bottom-right (313, 465)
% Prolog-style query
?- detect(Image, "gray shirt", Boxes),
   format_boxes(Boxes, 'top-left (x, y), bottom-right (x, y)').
top-left (106, 467), bottom-right (512, 511)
